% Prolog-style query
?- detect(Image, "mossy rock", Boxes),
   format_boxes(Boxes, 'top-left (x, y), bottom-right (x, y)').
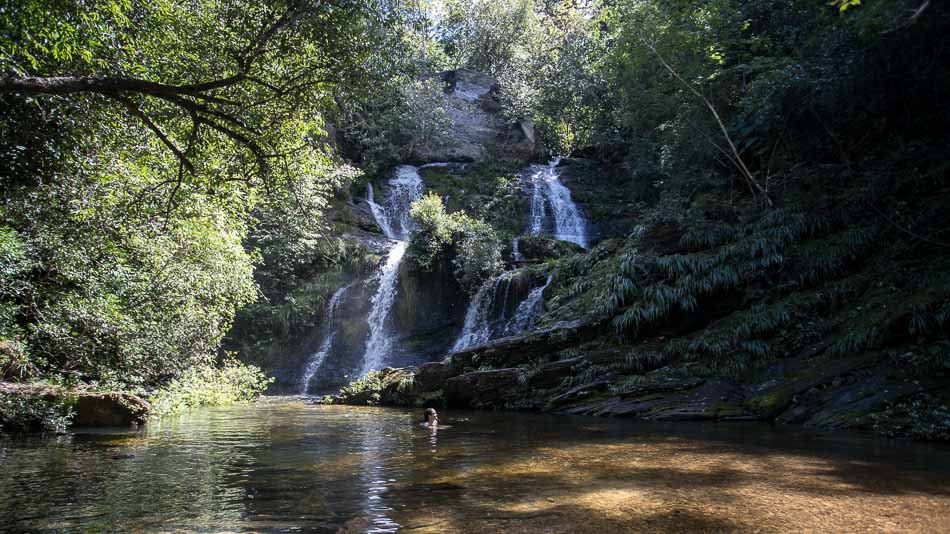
top-left (744, 389), bottom-right (794, 419)
top-left (516, 235), bottom-right (584, 262)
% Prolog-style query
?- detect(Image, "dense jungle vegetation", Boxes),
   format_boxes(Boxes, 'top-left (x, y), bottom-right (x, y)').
top-left (1, 0), bottom-right (948, 436)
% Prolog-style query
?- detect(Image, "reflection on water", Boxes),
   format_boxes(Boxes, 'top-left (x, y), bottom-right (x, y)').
top-left (1, 398), bottom-right (949, 533)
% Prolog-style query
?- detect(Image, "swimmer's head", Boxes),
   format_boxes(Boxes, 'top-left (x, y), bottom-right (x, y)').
top-left (423, 408), bottom-right (439, 425)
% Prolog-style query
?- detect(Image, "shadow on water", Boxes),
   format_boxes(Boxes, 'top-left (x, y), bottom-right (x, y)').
top-left (1, 399), bottom-right (948, 532)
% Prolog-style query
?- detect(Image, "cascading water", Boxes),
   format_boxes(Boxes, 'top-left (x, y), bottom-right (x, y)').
top-left (359, 241), bottom-right (408, 376)
top-left (527, 157), bottom-right (589, 249)
top-left (359, 164), bottom-right (434, 376)
top-left (451, 272), bottom-right (552, 352)
top-left (451, 273), bottom-right (509, 352)
top-left (512, 237), bottom-right (523, 262)
top-left (377, 165), bottom-right (425, 240)
top-left (365, 183), bottom-right (394, 239)
top-left (299, 285), bottom-right (350, 394)
top-left (504, 275), bottom-right (552, 336)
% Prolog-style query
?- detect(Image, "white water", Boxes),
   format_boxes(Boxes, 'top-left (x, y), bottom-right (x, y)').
top-left (378, 165), bottom-right (425, 240)
top-left (451, 273), bottom-right (509, 352)
top-left (366, 183), bottom-right (394, 239)
top-left (299, 285), bottom-right (350, 394)
top-left (359, 164), bottom-right (436, 376)
top-left (451, 272), bottom-right (552, 352)
top-left (512, 237), bottom-right (523, 262)
top-left (360, 241), bottom-right (408, 376)
top-left (504, 275), bottom-right (552, 336)
top-left (528, 157), bottom-right (589, 248)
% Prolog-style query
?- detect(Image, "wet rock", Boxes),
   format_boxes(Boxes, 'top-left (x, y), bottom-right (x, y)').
top-left (444, 368), bottom-right (523, 408)
top-left (528, 357), bottom-right (585, 390)
top-left (414, 361), bottom-right (457, 392)
top-left (451, 319), bottom-right (591, 371)
top-left (72, 393), bottom-right (150, 427)
top-left (0, 383), bottom-right (150, 427)
top-left (744, 354), bottom-right (880, 419)
top-left (515, 235), bottom-right (584, 262)
top-left (565, 379), bottom-right (749, 421)
top-left (547, 378), bottom-right (613, 407)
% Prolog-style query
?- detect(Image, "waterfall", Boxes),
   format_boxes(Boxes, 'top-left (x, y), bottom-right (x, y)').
top-left (366, 183), bottom-right (394, 239)
top-left (451, 273), bottom-right (508, 352)
top-left (381, 165), bottom-right (425, 240)
top-left (512, 237), bottom-right (523, 262)
top-left (358, 164), bottom-right (433, 376)
top-left (527, 157), bottom-right (589, 248)
top-left (359, 241), bottom-right (408, 377)
top-left (529, 167), bottom-right (548, 236)
top-left (504, 275), bottom-right (552, 336)
top-left (451, 272), bottom-right (551, 352)
top-left (298, 285), bottom-right (350, 394)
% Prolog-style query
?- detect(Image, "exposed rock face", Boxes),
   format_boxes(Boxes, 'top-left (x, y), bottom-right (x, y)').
top-left (0, 383), bottom-right (150, 427)
top-left (72, 393), bottom-right (150, 426)
top-left (514, 235), bottom-right (584, 263)
top-left (413, 69), bottom-right (536, 163)
top-left (391, 251), bottom-right (468, 365)
top-left (444, 368), bottom-right (523, 408)
top-left (328, 315), bottom-right (948, 436)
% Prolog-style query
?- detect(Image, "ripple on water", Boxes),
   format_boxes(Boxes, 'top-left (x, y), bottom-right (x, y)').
top-left (1, 400), bottom-right (949, 532)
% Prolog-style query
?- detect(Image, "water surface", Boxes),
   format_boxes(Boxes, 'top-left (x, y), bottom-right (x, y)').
top-left (1, 399), bottom-right (949, 532)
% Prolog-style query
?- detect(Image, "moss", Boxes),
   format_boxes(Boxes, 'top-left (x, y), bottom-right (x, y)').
top-left (712, 401), bottom-right (747, 418)
top-left (419, 161), bottom-right (527, 237)
top-left (744, 389), bottom-right (794, 418)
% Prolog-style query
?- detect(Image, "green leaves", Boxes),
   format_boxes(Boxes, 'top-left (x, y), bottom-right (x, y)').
top-left (831, 0), bottom-right (862, 13)
top-left (408, 192), bottom-right (503, 292)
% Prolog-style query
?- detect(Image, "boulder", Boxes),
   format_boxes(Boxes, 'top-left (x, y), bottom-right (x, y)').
top-left (444, 368), bottom-right (523, 408)
top-left (72, 392), bottom-right (150, 427)
top-left (414, 361), bottom-right (457, 392)
top-left (0, 383), bottom-right (150, 428)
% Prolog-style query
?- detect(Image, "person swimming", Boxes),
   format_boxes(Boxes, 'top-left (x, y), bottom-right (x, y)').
top-left (422, 408), bottom-right (439, 427)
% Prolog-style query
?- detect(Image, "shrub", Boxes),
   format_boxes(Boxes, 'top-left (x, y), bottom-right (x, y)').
top-left (0, 392), bottom-right (74, 434)
top-left (149, 358), bottom-right (273, 416)
top-left (409, 193), bottom-right (503, 292)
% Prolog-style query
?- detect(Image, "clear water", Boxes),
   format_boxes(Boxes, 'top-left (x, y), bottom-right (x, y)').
top-left (2, 400), bottom-right (949, 533)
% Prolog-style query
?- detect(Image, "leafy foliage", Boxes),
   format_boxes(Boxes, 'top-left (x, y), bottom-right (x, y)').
top-left (149, 358), bottom-right (272, 416)
top-left (0, 391), bottom-right (74, 434)
top-left (409, 192), bottom-right (503, 292)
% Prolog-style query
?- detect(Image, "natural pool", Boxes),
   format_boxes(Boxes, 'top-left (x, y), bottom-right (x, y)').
top-left (1, 398), bottom-right (948, 532)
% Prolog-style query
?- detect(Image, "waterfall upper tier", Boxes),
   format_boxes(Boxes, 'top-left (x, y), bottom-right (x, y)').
top-left (526, 158), bottom-right (590, 249)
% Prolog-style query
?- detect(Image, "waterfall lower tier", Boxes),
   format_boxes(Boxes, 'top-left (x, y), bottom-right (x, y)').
top-left (505, 274), bottom-right (552, 336)
top-left (299, 285), bottom-right (350, 394)
top-left (452, 271), bottom-right (551, 352)
top-left (527, 158), bottom-right (589, 248)
top-left (357, 164), bottom-right (435, 376)
top-left (512, 237), bottom-right (523, 262)
top-left (360, 241), bottom-right (408, 376)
